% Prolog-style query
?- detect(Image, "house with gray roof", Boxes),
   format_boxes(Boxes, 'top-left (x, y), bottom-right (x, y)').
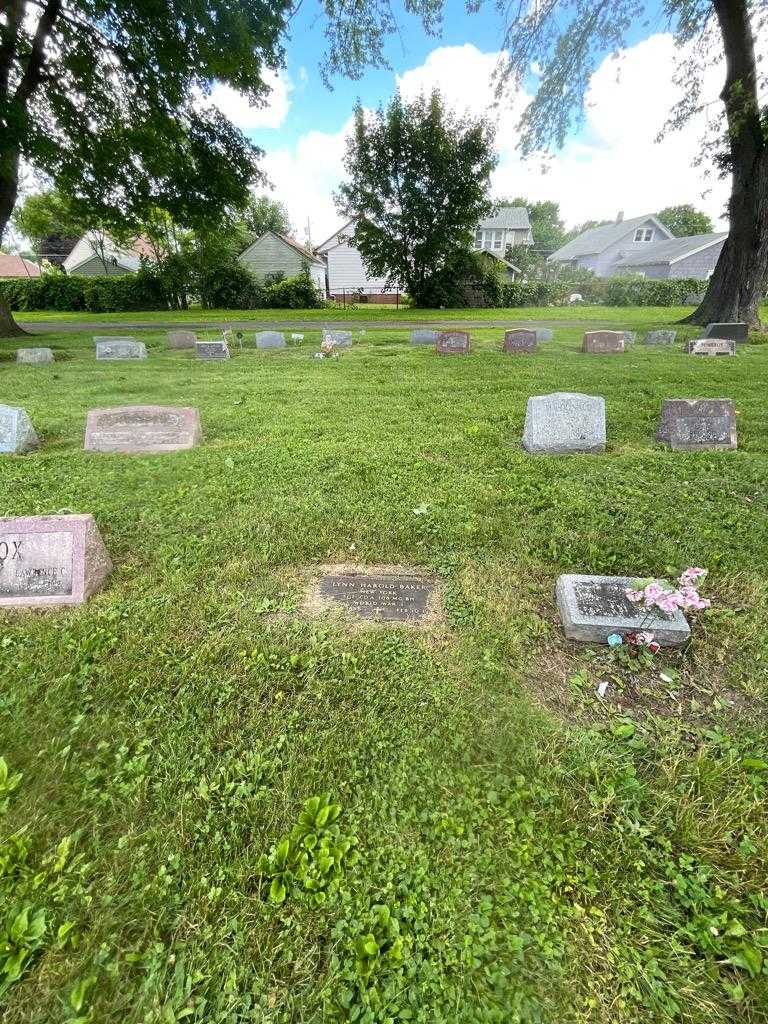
top-left (547, 213), bottom-right (674, 277)
top-left (612, 232), bottom-right (727, 279)
top-left (473, 207), bottom-right (532, 254)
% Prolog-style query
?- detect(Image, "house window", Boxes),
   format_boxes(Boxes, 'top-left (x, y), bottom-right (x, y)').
top-left (644, 228), bottom-right (653, 241)
top-left (493, 230), bottom-right (503, 250)
top-left (474, 230), bottom-right (483, 249)
top-left (634, 228), bottom-right (644, 241)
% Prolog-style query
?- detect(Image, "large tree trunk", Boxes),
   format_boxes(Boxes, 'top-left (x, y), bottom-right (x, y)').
top-left (688, 0), bottom-right (767, 328)
top-left (0, 155), bottom-right (27, 338)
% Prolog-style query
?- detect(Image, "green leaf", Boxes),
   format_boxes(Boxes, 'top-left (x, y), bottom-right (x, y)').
top-left (69, 975), bottom-right (97, 1012)
top-left (269, 878), bottom-right (287, 904)
top-left (741, 757), bottom-right (768, 772)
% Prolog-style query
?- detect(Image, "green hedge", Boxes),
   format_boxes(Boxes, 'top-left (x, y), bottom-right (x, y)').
top-left (0, 270), bottom-right (167, 312)
top-left (605, 277), bottom-right (704, 306)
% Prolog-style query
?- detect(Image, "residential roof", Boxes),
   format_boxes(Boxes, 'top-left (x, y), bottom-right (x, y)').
top-left (315, 219), bottom-right (355, 253)
top-left (548, 214), bottom-right (672, 261)
top-left (0, 253), bottom-right (42, 278)
top-left (63, 233), bottom-right (153, 273)
top-left (240, 230), bottom-right (325, 265)
top-left (477, 207), bottom-right (530, 231)
top-left (481, 249), bottom-right (520, 274)
top-left (614, 232), bottom-right (728, 268)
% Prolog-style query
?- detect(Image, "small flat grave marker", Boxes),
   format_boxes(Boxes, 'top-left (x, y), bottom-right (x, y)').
top-left (703, 322), bottom-right (747, 342)
top-left (503, 329), bottom-right (537, 354)
top-left (85, 405), bottom-right (202, 453)
top-left (324, 330), bottom-right (353, 349)
top-left (96, 339), bottom-right (147, 360)
top-left (196, 340), bottom-right (230, 360)
top-left (535, 327), bottom-right (553, 342)
top-left (656, 398), bottom-right (737, 451)
top-left (623, 330), bottom-right (636, 345)
top-left (313, 570), bottom-right (439, 623)
top-left (556, 574), bottom-right (690, 647)
top-left (255, 331), bottom-right (287, 349)
top-left (644, 330), bottom-right (677, 346)
top-left (0, 513), bottom-right (112, 608)
top-left (0, 405), bottom-right (39, 454)
top-left (522, 392), bottom-right (605, 454)
top-left (411, 329), bottom-right (439, 346)
top-left (582, 330), bottom-right (625, 354)
top-left (436, 330), bottom-right (470, 355)
top-left (167, 330), bottom-right (197, 349)
top-left (687, 338), bottom-right (735, 356)
top-left (16, 347), bottom-right (54, 364)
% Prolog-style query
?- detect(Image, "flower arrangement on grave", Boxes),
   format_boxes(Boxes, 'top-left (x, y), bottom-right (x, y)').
top-left (607, 568), bottom-right (711, 660)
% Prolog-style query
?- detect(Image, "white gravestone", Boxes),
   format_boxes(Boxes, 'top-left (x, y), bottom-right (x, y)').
top-left (0, 405), bottom-right (40, 454)
top-left (96, 339), bottom-right (147, 360)
top-left (522, 393), bottom-right (606, 454)
top-left (16, 348), bottom-right (54, 364)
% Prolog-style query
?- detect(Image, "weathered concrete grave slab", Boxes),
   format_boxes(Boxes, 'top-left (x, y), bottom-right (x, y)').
top-left (196, 340), bottom-right (230, 360)
top-left (255, 331), bottom-right (287, 349)
top-left (582, 330), bottom-right (625, 354)
top-left (323, 330), bottom-right (353, 349)
top-left (411, 329), bottom-right (439, 346)
top-left (656, 398), bottom-right (737, 451)
top-left (556, 574), bottom-right (690, 647)
top-left (0, 405), bottom-right (39, 454)
top-left (623, 330), bottom-right (636, 345)
top-left (167, 330), bottom-right (197, 349)
top-left (307, 568), bottom-right (440, 624)
top-left (437, 330), bottom-right (470, 355)
top-left (503, 329), bottom-right (537, 353)
top-left (96, 339), bottom-right (147, 360)
top-left (687, 338), bottom-right (735, 356)
top-left (535, 328), bottom-right (553, 342)
top-left (703, 322), bottom-right (747, 342)
top-left (17, 347), bottom-right (54, 364)
top-left (85, 405), bottom-right (202, 453)
top-left (522, 392), bottom-right (606, 454)
top-left (644, 330), bottom-right (677, 346)
top-left (0, 514), bottom-right (112, 608)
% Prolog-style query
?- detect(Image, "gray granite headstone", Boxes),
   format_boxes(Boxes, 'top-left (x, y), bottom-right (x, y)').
top-left (195, 340), bottom-right (230, 360)
top-left (0, 513), bottom-right (111, 607)
top-left (317, 572), bottom-right (437, 622)
top-left (410, 329), bottom-right (439, 346)
top-left (96, 339), bottom-right (147, 360)
top-left (582, 330), bottom-right (625, 353)
top-left (644, 330), bottom-right (677, 346)
top-left (324, 330), bottom-right (353, 349)
top-left (16, 347), bottom-right (54, 364)
top-left (656, 399), bottom-right (737, 450)
top-left (522, 392), bottom-right (606, 454)
top-left (436, 331), bottom-right (470, 355)
top-left (535, 328), bottom-right (553, 342)
top-left (556, 574), bottom-right (690, 647)
top-left (255, 331), bottom-right (287, 349)
top-left (0, 405), bottom-right (39, 454)
top-left (85, 405), bottom-right (202, 453)
top-left (703, 322), bottom-right (747, 342)
top-left (503, 329), bottom-right (537, 353)
top-left (167, 330), bottom-right (198, 349)
top-left (623, 331), bottom-right (637, 345)
top-left (94, 335), bottom-right (140, 346)
top-left (687, 338), bottom-right (735, 356)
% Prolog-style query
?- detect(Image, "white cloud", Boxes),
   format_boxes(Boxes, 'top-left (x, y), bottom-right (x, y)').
top-left (210, 69), bottom-right (293, 130)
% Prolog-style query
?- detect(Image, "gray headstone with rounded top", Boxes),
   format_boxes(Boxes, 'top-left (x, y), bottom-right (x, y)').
top-left (255, 331), bottom-right (287, 349)
top-left (16, 347), bottom-right (54, 364)
top-left (522, 392), bottom-right (605, 454)
top-left (0, 405), bottom-right (39, 454)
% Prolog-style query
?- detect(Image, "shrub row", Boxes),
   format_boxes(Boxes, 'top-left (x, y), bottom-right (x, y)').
top-left (604, 277), bottom-right (704, 307)
top-left (0, 270), bottom-right (167, 312)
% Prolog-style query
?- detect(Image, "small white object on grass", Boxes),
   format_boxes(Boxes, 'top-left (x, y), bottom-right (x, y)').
top-left (596, 681), bottom-right (609, 698)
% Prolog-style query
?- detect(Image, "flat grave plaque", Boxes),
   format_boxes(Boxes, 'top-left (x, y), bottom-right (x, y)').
top-left (582, 330), bottom-right (625, 354)
top-left (436, 331), bottom-right (470, 355)
top-left (85, 405), bottom-right (202, 453)
top-left (16, 347), bottom-right (54, 364)
top-left (167, 330), bottom-right (198, 349)
top-left (411, 329), bottom-right (439, 346)
top-left (535, 328), bottom-right (553, 342)
top-left (196, 340), bottom-right (230, 360)
top-left (96, 339), bottom-right (147, 360)
top-left (0, 513), bottom-right (111, 607)
top-left (656, 398), bottom-right (737, 450)
top-left (503, 329), bottom-right (537, 353)
top-left (556, 574), bottom-right (690, 647)
top-left (316, 572), bottom-right (438, 622)
top-left (256, 331), bottom-right (287, 349)
top-left (644, 330), bottom-right (676, 346)
top-left (324, 330), bottom-right (353, 349)
top-left (0, 405), bottom-right (39, 454)
top-left (703, 322), bottom-right (747, 342)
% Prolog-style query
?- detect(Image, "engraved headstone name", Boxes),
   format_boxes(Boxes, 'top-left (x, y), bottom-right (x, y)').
top-left (317, 572), bottom-right (437, 622)
top-left (656, 398), bottom-right (737, 451)
top-left (0, 514), bottom-right (112, 607)
top-left (167, 330), bottom-right (198, 349)
top-left (503, 329), bottom-right (537, 353)
top-left (96, 339), bottom-right (147, 360)
top-left (196, 340), bottom-right (230, 360)
top-left (410, 329), bottom-right (439, 346)
top-left (582, 330), bottom-right (625, 354)
top-left (687, 338), bottom-right (735, 356)
top-left (0, 405), bottom-right (39, 454)
top-left (522, 392), bottom-right (606, 454)
top-left (436, 331), bottom-right (470, 355)
top-left (85, 405), bottom-right (202, 453)
top-left (16, 347), bottom-right (54, 364)
top-left (556, 574), bottom-right (690, 647)
top-left (255, 331), bottom-right (287, 349)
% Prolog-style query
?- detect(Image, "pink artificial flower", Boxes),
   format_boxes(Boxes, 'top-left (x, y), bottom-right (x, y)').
top-left (636, 631), bottom-right (655, 646)
top-left (679, 586), bottom-right (711, 611)
top-left (643, 582), bottom-right (664, 605)
top-left (656, 592), bottom-right (683, 614)
top-left (625, 588), bottom-right (645, 603)
top-left (680, 567), bottom-right (708, 584)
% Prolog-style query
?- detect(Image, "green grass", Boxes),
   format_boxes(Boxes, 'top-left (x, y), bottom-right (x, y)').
top-left (1, 319), bottom-right (767, 1023)
top-left (14, 303), bottom-right (698, 324)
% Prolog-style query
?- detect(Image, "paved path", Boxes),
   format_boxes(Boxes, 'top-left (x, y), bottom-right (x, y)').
top-left (16, 316), bottom-right (617, 334)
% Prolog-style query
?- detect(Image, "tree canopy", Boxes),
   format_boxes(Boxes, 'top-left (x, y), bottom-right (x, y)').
top-left (241, 196), bottom-right (293, 240)
top-left (657, 204), bottom-right (715, 238)
top-left (336, 91), bottom-right (497, 304)
top-left (497, 197), bottom-right (568, 252)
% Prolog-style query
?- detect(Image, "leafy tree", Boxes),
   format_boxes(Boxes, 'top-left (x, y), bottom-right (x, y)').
top-left (497, 0), bottom-right (767, 325)
top-left (336, 91), bottom-right (497, 305)
top-left (241, 196), bottom-right (292, 240)
top-left (657, 204), bottom-right (715, 238)
top-left (497, 197), bottom-right (567, 252)
top-left (12, 189), bottom-right (84, 263)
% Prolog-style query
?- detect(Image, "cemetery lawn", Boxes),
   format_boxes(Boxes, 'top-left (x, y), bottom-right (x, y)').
top-left (1, 320), bottom-right (768, 1023)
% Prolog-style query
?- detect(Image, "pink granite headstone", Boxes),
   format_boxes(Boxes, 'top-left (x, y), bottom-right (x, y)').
top-left (436, 330), bottom-right (470, 355)
top-left (84, 405), bottom-right (202, 453)
top-left (582, 330), bottom-right (625, 354)
top-left (503, 329), bottom-right (537, 353)
top-left (0, 514), bottom-right (112, 608)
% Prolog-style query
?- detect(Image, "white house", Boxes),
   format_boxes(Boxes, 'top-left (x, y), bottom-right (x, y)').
top-left (63, 233), bottom-right (154, 276)
top-left (547, 214), bottom-right (675, 277)
top-left (473, 208), bottom-right (532, 253)
top-left (239, 231), bottom-right (326, 292)
top-left (315, 219), bottom-right (399, 301)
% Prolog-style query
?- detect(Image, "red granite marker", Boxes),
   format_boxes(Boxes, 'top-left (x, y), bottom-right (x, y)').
top-left (503, 329), bottom-right (537, 353)
top-left (84, 405), bottom-right (202, 453)
top-left (582, 330), bottom-right (625, 353)
top-left (436, 330), bottom-right (470, 355)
